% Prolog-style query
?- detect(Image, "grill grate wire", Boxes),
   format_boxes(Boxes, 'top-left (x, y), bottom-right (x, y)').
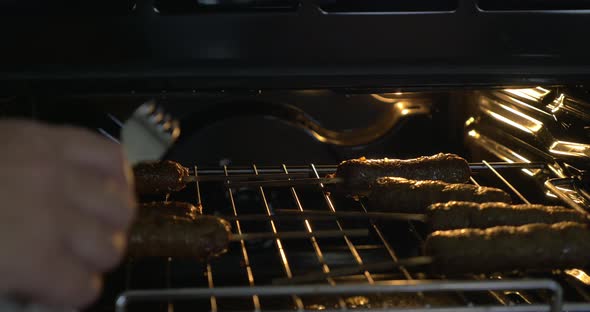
top-left (114, 161), bottom-right (590, 312)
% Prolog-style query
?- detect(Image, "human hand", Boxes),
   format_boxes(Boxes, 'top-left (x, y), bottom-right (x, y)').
top-left (0, 120), bottom-right (136, 308)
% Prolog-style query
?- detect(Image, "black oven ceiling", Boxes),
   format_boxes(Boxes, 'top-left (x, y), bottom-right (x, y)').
top-left (0, 0), bottom-right (590, 90)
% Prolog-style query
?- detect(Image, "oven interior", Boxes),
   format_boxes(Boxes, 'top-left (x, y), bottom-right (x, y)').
top-left (2, 1), bottom-right (590, 311)
top-left (4, 85), bottom-right (590, 312)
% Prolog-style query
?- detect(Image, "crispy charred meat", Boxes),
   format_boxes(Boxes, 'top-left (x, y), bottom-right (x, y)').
top-left (427, 201), bottom-right (584, 231)
top-left (424, 222), bottom-right (590, 274)
top-left (128, 202), bottom-right (231, 260)
top-left (334, 153), bottom-right (471, 195)
top-left (134, 160), bottom-right (189, 196)
top-left (367, 177), bottom-right (511, 213)
top-left (128, 215), bottom-right (231, 260)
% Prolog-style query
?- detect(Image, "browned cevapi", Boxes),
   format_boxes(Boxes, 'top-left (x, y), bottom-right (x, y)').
top-left (132, 153), bottom-right (471, 196)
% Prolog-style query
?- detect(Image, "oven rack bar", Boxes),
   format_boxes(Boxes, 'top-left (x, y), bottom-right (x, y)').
top-left (223, 210), bottom-right (428, 222)
top-left (191, 161), bottom-right (546, 176)
top-left (119, 160), bottom-right (590, 312)
top-left (230, 229), bottom-right (369, 241)
top-left (116, 279), bottom-right (564, 312)
top-left (271, 257), bottom-right (434, 285)
top-left (280, 163), bottom-right (348, 309)
top-left (273, 160), bottom-right (588, 290)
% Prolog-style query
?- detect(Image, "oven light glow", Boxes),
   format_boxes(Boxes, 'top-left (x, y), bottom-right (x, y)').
top-left (498, 104), bottom-right (543, 132)
top-left (512, 153), bottom-right (529, 163)
top-left (307, 304), bottom-right (326, 310)
top-left (483, 100), bottom-right (544, 134)
top-left (371, 91), bottom-right (405, 104)
top-left (548, 184), bottom-right (586, 204)
top-left (521, 169), bottom-right (535, 177)
top-left (556, 185), bottom-right (574, 192)
top-left (504, 87), bottom-right (551, 102)
top-left (508, 159), bottom-right (536, 176)
top-left (565, 269), bottom-right (590, 285)
top-left (486, 110), bottom-right (537, 134)
top-left (467, 129), bottom-right (539, 176)
top-left (345, 296), bottom-right (370, 309)
top-left (465, 116), bottom-right (476, 126)
top-left (371, 93), bottom-right (399, 103)
top-left (547, 93), bottom-right (565, 113)
top-left (501, 150), bottom-right (536, 176)
top-left (304, 220), bottom-right (312, 232)
top-left (549, 140), bottom-right (590, 158)
top-left (546, 163), bottom-right (567, 179)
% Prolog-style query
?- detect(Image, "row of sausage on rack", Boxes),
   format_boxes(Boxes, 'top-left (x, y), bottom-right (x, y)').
top-left (127, 153), bottom-right (590, 276)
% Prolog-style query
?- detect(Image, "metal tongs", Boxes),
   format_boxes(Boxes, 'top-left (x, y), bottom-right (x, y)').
top-left (121, 101), bottom-right (180, 165)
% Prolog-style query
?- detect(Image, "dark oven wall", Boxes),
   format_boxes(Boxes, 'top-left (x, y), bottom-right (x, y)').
top-left (2, 1), bottom-right (590, 90)
top-left (0, 90), bottom-right (468, 166)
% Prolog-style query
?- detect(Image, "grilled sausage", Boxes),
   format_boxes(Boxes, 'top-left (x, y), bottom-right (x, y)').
top-left (427, 201), bottom-right (584, 231)
top-left (424, 222), bottom-right (590, 274)
top-left (128, 203), bottom-right (231, 260)
top-left (367, 177), bottom-right (511, 213)
top-left (134, 160), bottom-right (189, 196)
top-left (334, 153), bottom-right (471, 195)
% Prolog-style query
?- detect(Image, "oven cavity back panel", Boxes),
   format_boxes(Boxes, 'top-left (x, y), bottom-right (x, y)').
top-left (1, 0), bottom-right (590, 89)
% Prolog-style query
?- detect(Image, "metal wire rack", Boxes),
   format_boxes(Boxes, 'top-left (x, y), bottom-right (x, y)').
top-left (112, 161), bottom-right (590, 312)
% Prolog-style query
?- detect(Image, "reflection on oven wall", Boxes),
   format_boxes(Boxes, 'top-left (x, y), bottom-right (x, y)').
top-left (7, 86), bottom-right (590, 169)
top-left (464, 86), bottom-right (590, 175)
top-left (18, 85), bottom-right (590, 168)
top-left (7, 89), bottom-right (465, 167)
top-left (162, 90), bottom-right (464, 166)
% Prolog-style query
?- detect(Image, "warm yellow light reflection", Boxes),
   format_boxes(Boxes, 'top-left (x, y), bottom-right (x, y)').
top-left (504, 87), bottom-right (551, 102)
top-left (547, 185), bottom-right (586, 204)
top-left (565, 269), bottom-right (590, 285)
top-left (345, 296), bottom-right (370, 309)
top-left (549, 140), bottom-right (590, 158)
top-left (498, 150), bottom-right (536, 176)
top-left (499, 103), bottom-right (544, 132)
top-left (486, 110), bottom-right (536, 134)
top-left (521, 169), bottom-right (535, 177)
top-left (546, 191), bottom-right (558, 198)
top-left (547, 164), bottom-right (567, 179)
top-left (466, 129), bottom-right (537, 176)
top-left (371, 93), bottom-right (403, 103)
top-left (371, 94), bottom-right (396, 103)
top-left (547, 93), bottom-right (565, 113)
top-left (304, 220), bottom-right (312, 232)
top-left (465, 116), bottom-right (476, 126)
top-left (467, 129), bottom-right (480, 138)
top-left (483, 99), bottom-right (544, 134)
top-left (307, 304), bottom-right (326, 311)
